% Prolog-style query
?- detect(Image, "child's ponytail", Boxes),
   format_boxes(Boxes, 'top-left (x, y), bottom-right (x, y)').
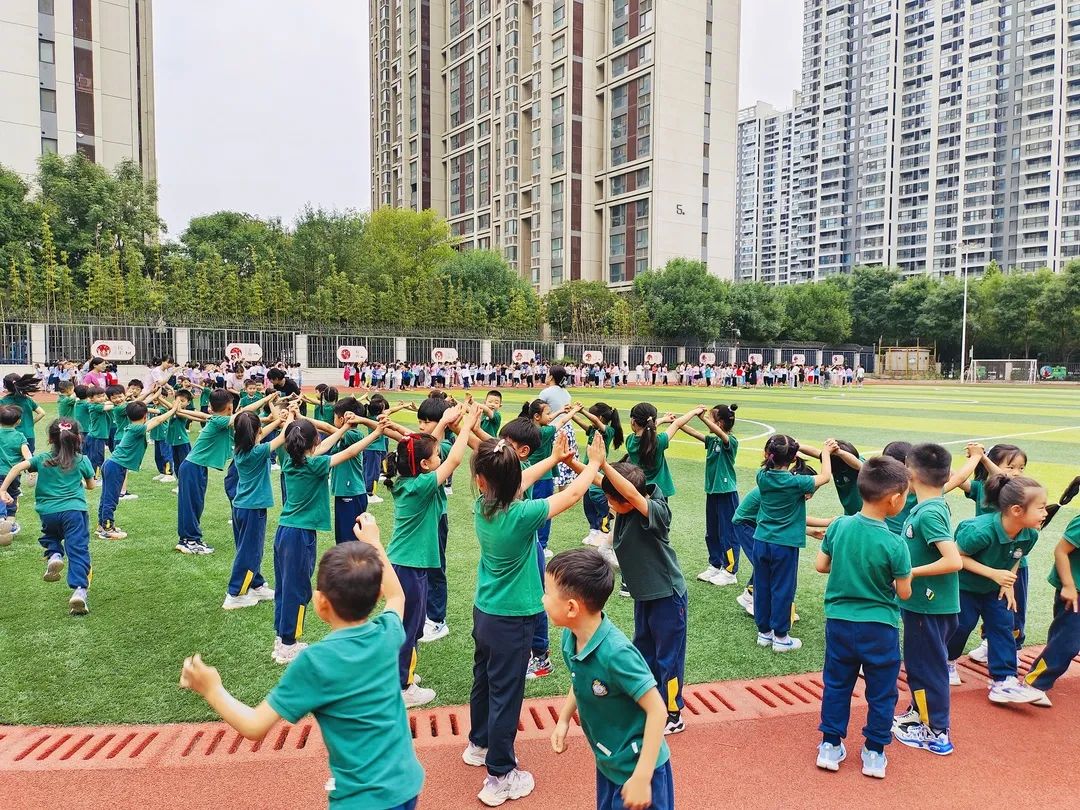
top-left (386, 432), bottom-right (438, 486)
top-left (233, 411), bottom-right (261, 456)
top-left (590, 403), bottom-right (624, 450)
top-left (284, 420), bottom-right (317, 468)
top-left (712, 403), bottom-right (738, 432)
top-left (629, 402), bottom-right (659, 471)
top-left (3, 373), bottom-right (39, 397)
top-left (472, 438), bottom-right (524, 518)
top-left (762, 434), bottom-right (800, 470)
top-left (520, 399), bottom-right (546, 421)
top-left (46, 419), bottom-right (81, 470)
top-left (984, 474), bottom-right (1043, 512)
top-left (832, 440), bottom-right (860, 485)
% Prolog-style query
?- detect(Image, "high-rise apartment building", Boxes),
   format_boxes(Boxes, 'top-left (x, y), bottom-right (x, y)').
top-left (740, 0), bottom-right (1080, 283)
top-left (0, 0), bottom-right (156, 183)
top-left (370, 0), bottom-right (740, 290)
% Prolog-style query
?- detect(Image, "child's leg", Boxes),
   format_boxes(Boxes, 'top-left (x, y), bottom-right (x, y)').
top-left (946, 590), bottom-right (981, 661)
top-left (531, 539), bottom-right (549, 656)
top-left (531, 478), bottom-right (555, 548)
top-left (39, 513), bottom-right (64, 562)
top-left (819, 618), bottom-right (860, 744)
top-left (333, 495), bottom-right (368, 544)
top-left (223, 461), bottom-right (239, 503)
top-left (596, 761), bottom-right (674, 810)
top-left (425, 513), bottom-right (449, 624)
top-left (154, 440), bottom-right (169, 475)
top-left (473, 611), bottom-right (532, 776)
top-left (703, 493), bottom-right (725, 570)
top-left (902, 610), bottom-right (958, 731)
top-left (583, 490), bottom-right (602, 531)
top-left (362, 450), bottom-right (384, 496)
top-left (642, 592), bottom-right (688, 714)
top-left (716, 492), bottom-right (742, 574)
top-left (228, 507), bottom-right (268, 596)
top-left (752, 540), bottom-right (773, 634)
top-left (1025, 595), bottom-right (1080, 693)
top-left (469, 607), bottom-right (492, 749)
top-left (97, 459), bottom-right (124, 530)
top-left (171, 442), bottom-right (190, 469)
top-left (273, 527), bottom-right (316, 645)
top-left (62, 511), bottom-right (92, 590)
top-left (769, 545), bottom-right (800, 637)
top-left (982, 590), bottom-right (1019, 681)
top-left (176, 461), bottom-right (207, 543)
top-left (858, 622), bottom-right (901, 751)
top-left (395, 566), bottom-right (429, 688)
top-left (1013, 565), bottom-right (1029, 649)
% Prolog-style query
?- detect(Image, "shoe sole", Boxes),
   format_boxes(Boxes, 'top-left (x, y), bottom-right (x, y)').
top-left (773, 645), bottom-right (801, 653)
top-left (756, 637), bottom-right (773, 647)
top-left (222, 601), bottom-right (260, 610)
top-left (403, 698), bottom-right (437, 709)
top-left (44, 561), bottom-right (64, 582)
top-left (175, 544), bottom-right (214, 555)
top-left (862, 768), bottom-right (886, 779)
top-left (892, 734), bottom-right (953, 755)
top-left (462, 753), bottom-right (487, 767)
top-left (478, 783), bottom-right (534, 807)
top-left (663, 724), bottom-right (685, 736)
top-left (988, 693), bottom-right (1041, 705)
top-left (696, 572), bottom-right (719, 582)
top-left (525, 671), bottom-right (552, 680)
top-left (420, 629), bottom-right (450, 643)
top-left (69, 596), bottom-right (88, 615)
top-left (816, 757), bottom-right (844, 771)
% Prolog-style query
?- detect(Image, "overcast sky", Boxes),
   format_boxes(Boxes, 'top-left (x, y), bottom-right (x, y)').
top-left (153, 0), bottom-right (803, 237)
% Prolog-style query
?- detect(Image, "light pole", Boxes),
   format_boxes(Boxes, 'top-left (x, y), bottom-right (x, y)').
top-left (959, 241), bottom-right (975, 383)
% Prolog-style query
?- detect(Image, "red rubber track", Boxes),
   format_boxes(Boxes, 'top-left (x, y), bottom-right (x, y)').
top-left (3, 646), bottom-right (1078, 809)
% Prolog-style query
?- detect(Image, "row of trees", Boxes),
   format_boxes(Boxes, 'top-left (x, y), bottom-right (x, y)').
top-left (2, 156), bottom-right (1079, 361)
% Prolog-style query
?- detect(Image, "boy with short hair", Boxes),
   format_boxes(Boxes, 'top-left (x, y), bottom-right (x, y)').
top-left (180, 514), bottom-right (424, 809)
top-left (547, 548), bottom-right (673, 810)
top-left (56, 380), bottom-right (76, 421)
top-left (892, 443), bottom-right (968, 755)
top-left (480, 390), bottom-right (503, 438)
top-left (815, 456), bottom-right (913, 779)
top-left (82, 386), bottom-right (115, 476)
top-left (0, 405), bottom-right (32, 544)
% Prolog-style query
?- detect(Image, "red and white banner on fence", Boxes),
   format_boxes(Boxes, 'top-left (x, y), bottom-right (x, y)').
top-left (832, 354), bottom-right (846, 365)
top-left (226, 343), bottom-right (263, 362)
top-left (643, 351), bottom-right (664, 365)
top-left (582, 350), bottom-right (603, 364)
top-left (336, 345), bottom-right (369, 363)
top-left (431, 347), bottom-right (459, 363)
top-left (791, 353), bottom-right (806, 365)
top-left (90, 340), bottom-right (136, 361)
top-left (699, 352), bottom-right (716, 365)
top-left (512, 349), bottom-right (535, 363)
top-left (747, 353), bottom-right (764, 365)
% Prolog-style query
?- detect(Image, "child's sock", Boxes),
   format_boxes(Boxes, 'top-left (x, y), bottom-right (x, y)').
top-left (865, 741), bottom-right (884, 754)
top-left (823, 734), bottom-right (842, 747)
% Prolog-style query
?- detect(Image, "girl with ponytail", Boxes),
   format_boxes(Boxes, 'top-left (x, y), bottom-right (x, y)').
top-left (572, 403), bottom-right (624, 555)
top-left (1, 372), bottom-right (45, 454)
top-left (625, 402), bottom-right (702, 498)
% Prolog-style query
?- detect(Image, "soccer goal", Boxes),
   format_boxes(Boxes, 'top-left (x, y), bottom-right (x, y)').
top-left (969, 358), bottom-right (1038, 383)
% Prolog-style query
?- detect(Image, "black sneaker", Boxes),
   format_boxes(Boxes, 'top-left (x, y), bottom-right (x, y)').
top-left (664, 712), bottom-right (685, 735)
top-left (175, 538), bottom-right (215, 555)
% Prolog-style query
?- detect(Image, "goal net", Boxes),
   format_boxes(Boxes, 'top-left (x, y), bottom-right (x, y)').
top-left (970, 359), bottom-right (1037, 384)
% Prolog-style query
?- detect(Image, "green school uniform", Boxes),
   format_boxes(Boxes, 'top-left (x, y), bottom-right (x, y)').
top-left (279, 454), bottom-right (332, 532)
top-left (559, 617), bottom-right (671, 785)
top-left (625, 431), bottom-right (675, 497)
top-left (167, 415), bottom-right (191, 447)
top-left (57, 394), bottom-right (75, 420)
top-left (704, 434), bottom-right (739, 494)
top-left (387, 472), bottom-right (442, 568)
top-left (314, 403), bottom-right (336, 425)
top-left (232, 443), bottom-right (275, 510)
top-left (266, 611), bottom-right (424, 808)
top-left (1048, 516), bottom-right (1080, 590)
top-left (526, 424), bottom-right (557, 481)
top-left (834, 468), bottom-right (863, 516)
top-left (330, 430), bottom-right (367, 497)
top-left (732, 486), bottom-right (761, 526)
top-left (148, 410), bottom-right (169, 443)
top-left (110, 424), bottom-right (149, 472)
top-left (901, 497), bottom-right (959, 614)
top-left (0, 393), bottom-right (40, 443)
top-left (884, 491), bottom-right (918, 535)
top-left (473, 496), bottom-right (550, 616)
top-left (199, 387), bottom-right (212, 410)
top-left (112, 406), bottom-right (131, 442)
top-left (966, 479), bottom-right (992, 516)
top-left (366, 425), bottom-right (389, 453)
top-left (85, 402), bottom-right (112, 440)
top-left (481, 410), bottom-right (502, 438)
top-left (185, 415), bottom-right (233, 470)
top-left (612, 486), bottom-right (686, 601)
top-left (821, 514), bottom-right (912, 628)
top-left (753, 468), bottom-right (817, 548)
top-left (955, 513), bottom-right (1038, 595)
top-left (0, 428), bottom-right (27, 475)
top-left (28, 452), bottom-right (95, 514)
top-left (238, 393), bottom-right (263, 410)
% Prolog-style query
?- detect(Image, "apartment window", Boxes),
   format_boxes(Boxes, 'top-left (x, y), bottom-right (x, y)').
top-left (610, 261), bottom-right (625, 282)
top-left (40, 88), bottom-right (56, 113)
top-left (553, 0), bottom-right (566, 29)
top-left (38, 0), bottom-right (54, 14)
top-left (41, 138), bottom-right (58, 155)
top-left (39, 40), bottom-right (55, 64)
top-left (553, 36), bottom-right (565, 59)
top-left (552, 64), bottom-right (565, 86)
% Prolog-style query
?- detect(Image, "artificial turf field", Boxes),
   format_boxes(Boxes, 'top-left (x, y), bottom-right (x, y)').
top-left (1, 382), bottom-right (1078, 726)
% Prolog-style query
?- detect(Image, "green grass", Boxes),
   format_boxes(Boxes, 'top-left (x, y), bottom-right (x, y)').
top-left (2, 382), bottom-right (1078, 725)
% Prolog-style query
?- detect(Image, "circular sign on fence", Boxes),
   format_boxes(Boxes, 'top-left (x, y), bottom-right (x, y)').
top-left (699, 352), bottom-right (716, 365)
top-left (337, 345), bottom-right (369, 363)
top-left (432, 347), bottom-right (459, 363)
top-left (643, 351), bottom-right (664, 365)
top-left (747, 353), bottom-right (763, 365)
top-left (225, 343), bottom-right (263, 362)
top-left (831, 354), bottom-right (846, 365)
top-left (582, 351), bottom-right (604, 364)
top-left (512, 349), bottom-right (536, 363)
top-left (791, 353), bottom-right (806, 365)
top-left (90, 340), bottom-right (136, 361)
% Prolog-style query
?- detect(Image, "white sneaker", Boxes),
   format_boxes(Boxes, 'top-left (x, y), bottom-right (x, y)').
top-left (543, 548), bottom-right (553, 560)
top-left (402, 682), bottom-right (437, 708)
top-left (736, 589), bottom-right (755, 616)
top-left (171, 487), bottom-right (179, 494)
top-left (772, 635), bottom-right (802, 653)
top-left (968, 639), bottom-right (988, 664)
top-left (477, 769), bottom-right (535, 807)
top-left (159, 474), bottom-right (177, 483)
top-left (270, 463), bottom-right (281, 472)
top-left (697, 565), bottom-right (724, 583)
top-left (756, 630), bottom-right (775, 648)
top-left (421, 619), bottom-right (450, 643)
top-left (597, 544), bottom-right (620, 569)
top-left (119, 492), bottom-right (139, 501)
top-left (152, 474), bottom-right (164, 481)
top-left (272, 640), bottom-right (308, 665)
top-left (947, 660), bottom-right (961, 686)
top-left (44, 553), bottom-right (64, 582)
top-left (444, 485), bottom-right (453, 496)
top-left (816, 741), bottom-right (846, 772)
top-left (248, 584), bottom-right (275, 602)
top-left (1030, 689), bottom-right (1053, 708)
top-left (222, 593), bottom-right (260, 610)
top-left (462, 742), bottom-right (488, 767)
top-left (709, 569), bottom-right (739, 587)
top-left (988, 676), bottom-right (1045, 704)
top-left (583, 529), bottom-right (601, 546)
top-left (367, 494), bottom-right (384, 504)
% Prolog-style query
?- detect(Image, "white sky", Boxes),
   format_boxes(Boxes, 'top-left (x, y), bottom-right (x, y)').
top-left (153, 0), bottom-right (803, 236)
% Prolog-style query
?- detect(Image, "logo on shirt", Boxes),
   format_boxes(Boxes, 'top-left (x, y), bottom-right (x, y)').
top-left (906, 526), bottom-right (914, 539)
top-left (1012, 548), bottom-right (1024, 560)
top-left (591, 679), bottom-right (609, 697)
top-left (925, 588), bottom-right (935, 601)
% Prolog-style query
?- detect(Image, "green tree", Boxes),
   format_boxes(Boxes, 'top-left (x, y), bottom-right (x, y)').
top-left (913, 278), bottom-right (964, 359)
top-left (287, 206), bottom-right (367, 295)
top-left (1033, 262), bottom-right (1080, 358)
top-left (437, 250), bottom-right (541, 331)
top-left (883, 275), bottom-right (933, 344)
top-left (728, 281), bottom-right (784, 342)
top-left (633, 259), bottom-right (731, 341)
top-left (778, 279), bottom-right (852, 343)
top-left (543, 280), bottom-right (621, 337)
top-left (848, 265), bottom-right (899, 344)
top-left (359, 208), bottom-right (455, 297)
top-left (0, 166), bottom-right (40, 269)
top-left (180, 211), bottom-right (288, 277)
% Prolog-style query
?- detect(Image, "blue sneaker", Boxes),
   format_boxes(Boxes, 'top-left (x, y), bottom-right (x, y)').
top-left (816, 741), bottom-right (846, 772)
top-left (861, 747), bottom-right (887, 778)
top-left (893, 723), bottom-right (954, 756)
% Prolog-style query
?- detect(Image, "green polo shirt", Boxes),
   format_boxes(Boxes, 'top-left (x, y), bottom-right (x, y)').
top-left (821, 514), bottom-right (911, 628)
top-left (109, 424), bottom-right (149, 472)
top-left (27, 452), bottom-right (95, 514)
top-left (1048, 515), bottom-right (1080, 591)
top-left (626, 432), bottom-right (675, 497)
top-left (199, 387), bottom-right (212, 409)
top-left (185, 414), bottom-right (233, 470)
top-left (901, 497), bottom-right (959, 615)
top-left (704, 434), bottom-right (739, 494)
top-left (560, 618), bottom-right (671, 785)
top-left (387, 472), bottom-right (442, 569)
top-left (612, 486), bottom-right (686, 601)
top-left (314, 403), bottom-right (336, 425)
top-left (266, 611), bottom-right (424, 808)
top-left (0, 428), bottom-right (27, 475)
top-left (481, 410), bottom-right (502, 438)
top-left (955, 513), bottom-right (1038, 595)
top-left (232, 443), bottom-right (274, 510)
top-left (148, 410), bottom-right (169, 442)
top-left (168, 415), bottom-right (192, 446)
top-left (112, 405), bottom-right (131, 441)
top-left (329, 430), bottom-right (367, 497)
top-left (834, 466), bottom-right (864, 516)
top-left (366, 425), bottom-right (389, 453)
top-left (85, 402), bottom-right (112, 440)
top-left (73, 399), bottom-right (90, 432)
top-left (238, 393), bottom-right (264, 410)
top-left (885, 491), bottom-right (918, 535)
top-left (587, 425), bottom-right (616, 498)
top-left (57, 394), bottom-right (75, 420)
top-left (966, 479), bottom-right (992, 516)
top-left (526, 424), bottom-right (557, 481)
top-left (753, 468), bottom-right (817, 548)
top-left (732, 487), bottom-right (761, 527)
top-left (473, 496), bottom-right (549, 616)
top-left (0, 393), bottom-right (40, 442)
top-left (279, 453), bottom-right (332, 532)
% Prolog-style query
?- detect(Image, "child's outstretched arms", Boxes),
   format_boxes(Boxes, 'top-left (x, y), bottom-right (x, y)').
top-left (179, 655), bottom-right (281, 740)
top-left (665, 407), bottom-right (705, 439)
top-left (545, 431), bottom-right (606, 518)
top-left (811, 439), bottom-right (837, 488)
top-left (352, 512), bottom-right (405, 619)
top-left (943, 443), bottom-right (984, 494)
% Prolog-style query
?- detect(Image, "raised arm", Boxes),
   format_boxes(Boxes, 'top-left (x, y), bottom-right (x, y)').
top-left (600, 458), bottom-right (650, 517)
top-left (665, 407), bottom-right (705, 439)
top-left (433, 407), bottom-right (480, 486)
top-left (328, 421), bottom-right (385, 468)
top-left (812, 439), bottom-right (837, 489)
top-left (699, 409), bottom-right (730, 443)
top-left (943, 443), bottom-right (985, 494)
top-left (521, 431), bottom-right (574, 493)
top-left (544, 432), bottom-right (605, 518)
top-left (179, 656), bottom-right (281, 740)
top-left (145, 399), bottom-right (180, 433)
top-left (352, 512), bottom-right (405, 618)
top-left (548, 404), bottom-right (579, 431)
top-left (316, 416), bottom-right (359, 456)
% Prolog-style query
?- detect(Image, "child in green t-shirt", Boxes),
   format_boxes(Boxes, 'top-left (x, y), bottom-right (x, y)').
top-left (624, 402), bottom-right (700, 498)
top-left (815, 456), bottom-right (912, 779)
top-left (0, 405), bottom-right (32, 543)
top-left (572, 402), bottom-right (624, 559)
top-left (56, 380), bottom-right (76, 421)
top-left (1024, 513), bottom-right (1080, 704)
top-left (181, 515), bottom-right (425, 809)
top-left (547, 548), bottom-right (673, 810)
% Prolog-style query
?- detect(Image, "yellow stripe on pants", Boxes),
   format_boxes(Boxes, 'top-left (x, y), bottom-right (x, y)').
top-left (666, 678), bottom-right (679, 713)
top-left (240, 570), bottom-right (254, 596)
top-left (1025, 659), bottom-right (1047, 686)
top-left (913, 689), bottom-right (928, 725)
top-left (296, 605), bottom-right (306, 638)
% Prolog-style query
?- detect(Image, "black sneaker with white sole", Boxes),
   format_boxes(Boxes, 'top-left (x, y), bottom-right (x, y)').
top-left (175, 538), bottom-right (215, 555)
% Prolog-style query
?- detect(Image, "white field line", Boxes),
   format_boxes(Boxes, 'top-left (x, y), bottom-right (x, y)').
top-left (940, 425), bottom-right (1080, 446)
top-left (812, 395), bottom-right (981, 405)
top-left (670, 418), bottom-right (776, 450)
